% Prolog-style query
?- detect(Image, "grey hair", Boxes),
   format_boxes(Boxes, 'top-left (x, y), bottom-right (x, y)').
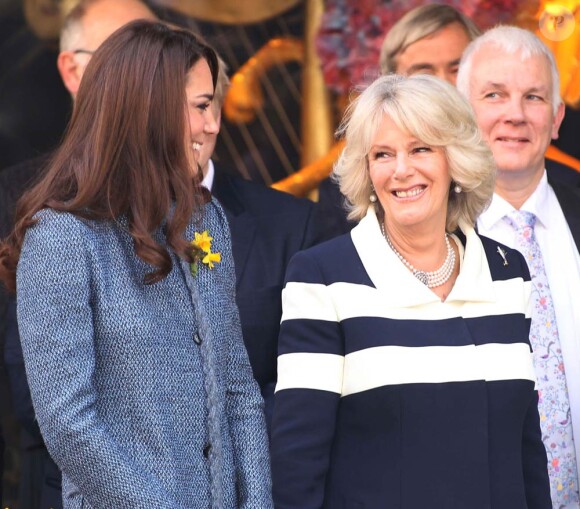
top-left (59, 0), bottom-right (102, 52)
top-left (456, 25), bottom-right (562, 112)
top-left (379, 4), bottom-right (480, 75)
top-left (333, 74), bottom-right (496, 232)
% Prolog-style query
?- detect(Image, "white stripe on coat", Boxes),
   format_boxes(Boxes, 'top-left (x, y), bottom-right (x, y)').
top-left (276, 352), bottom-right (344, 394)
top-left (276, 343), bottom-right (536, 396)
top-left (281, 279), bottom-right (532, 323)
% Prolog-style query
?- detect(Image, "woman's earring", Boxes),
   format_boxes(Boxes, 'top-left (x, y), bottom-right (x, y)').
top-left (454, 184), bottom-right (462, 194)
top-left (370, 185), bottom-right (377, 203)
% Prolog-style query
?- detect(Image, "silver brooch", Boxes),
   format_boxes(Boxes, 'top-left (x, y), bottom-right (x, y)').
top-left (497, 246), bottom-right (508, 266)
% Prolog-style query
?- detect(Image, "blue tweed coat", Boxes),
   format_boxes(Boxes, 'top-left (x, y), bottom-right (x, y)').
top-left (16, 199), bottom-right (273, 509)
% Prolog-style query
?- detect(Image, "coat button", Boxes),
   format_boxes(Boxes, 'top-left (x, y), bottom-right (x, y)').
top-left (193, 333), bottom-right (202, 345)
top-left (203, 443), bottom-right (211, 458)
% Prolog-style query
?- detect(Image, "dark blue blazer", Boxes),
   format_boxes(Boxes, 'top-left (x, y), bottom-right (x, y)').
top-left (212, 168), bottom-right (328, 424)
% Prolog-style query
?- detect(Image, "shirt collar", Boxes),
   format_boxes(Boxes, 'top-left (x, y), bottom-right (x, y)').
top-left (201, 159), bottom-right (215, 191)
top-left (479, 169), bottom-right (551, 230)
top-left (351, 206), bottom-right (495, 307)
top-left (521, 170), bottom-right (551, 229)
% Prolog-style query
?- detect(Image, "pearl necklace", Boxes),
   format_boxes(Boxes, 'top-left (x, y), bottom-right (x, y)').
top-left (380, 222), bottom-right (456, 288)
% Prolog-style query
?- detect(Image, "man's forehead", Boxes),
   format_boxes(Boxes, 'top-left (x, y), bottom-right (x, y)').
top-left (471, 46), bottom-right (552, 86)
top-left (81, 1), bottom-right (156, 48)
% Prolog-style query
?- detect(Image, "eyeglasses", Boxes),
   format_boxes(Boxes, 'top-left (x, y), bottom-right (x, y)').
top-left (73, 49), bottom-right (95, 56)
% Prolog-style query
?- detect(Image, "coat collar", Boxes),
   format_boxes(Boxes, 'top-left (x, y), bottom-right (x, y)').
top-left (350, 206), bottom-right (496, 307)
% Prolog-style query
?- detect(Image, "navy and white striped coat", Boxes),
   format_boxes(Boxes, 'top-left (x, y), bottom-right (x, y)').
top-left (271, 207), bottom-right (550, 509)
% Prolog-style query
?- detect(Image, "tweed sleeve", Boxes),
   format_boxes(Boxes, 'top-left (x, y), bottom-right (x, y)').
top-left (213, 205), bottom-right (274, 509)
top-left (16, 210), bottom-right (186, 508)
top-left (271, 249), bottom-right (343, 509)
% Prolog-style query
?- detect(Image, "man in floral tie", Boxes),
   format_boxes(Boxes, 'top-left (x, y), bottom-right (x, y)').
top-left (458, 25), bottom-right (580, 509)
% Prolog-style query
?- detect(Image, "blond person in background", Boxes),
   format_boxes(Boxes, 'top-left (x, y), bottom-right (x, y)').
top-left (379, 3), bottom-right (479, 84)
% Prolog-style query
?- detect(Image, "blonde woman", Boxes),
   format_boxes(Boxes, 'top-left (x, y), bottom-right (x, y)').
top-left (271, 74), bottom-right (550, 509)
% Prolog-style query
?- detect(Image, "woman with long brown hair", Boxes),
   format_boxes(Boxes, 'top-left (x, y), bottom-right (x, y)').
top-left (0, 20), bottom-right (272, 509)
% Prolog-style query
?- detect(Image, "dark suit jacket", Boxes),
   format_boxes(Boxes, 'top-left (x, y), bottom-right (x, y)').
top-left (1, 155), bottom-right (63, 509)
top-left (0, 156), bottom-right (50, 445)
top-left (317, 175), bottom-right (357, 237)
top-left (212, 167), bottom-right (328, 423)
top-left (1, 157), bottom-right (49, 416)
top-left (548, 175), bottom-right (580, 253)
top-left (546, 158), bottom-right (580, 188)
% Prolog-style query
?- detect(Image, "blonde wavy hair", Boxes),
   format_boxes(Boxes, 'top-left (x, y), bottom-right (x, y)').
top-left (333, 74), bottom-right (496, 232)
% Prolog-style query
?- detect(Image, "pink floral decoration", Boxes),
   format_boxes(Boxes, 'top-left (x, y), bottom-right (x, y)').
top-left (316, 0), bottom-right (523, 95)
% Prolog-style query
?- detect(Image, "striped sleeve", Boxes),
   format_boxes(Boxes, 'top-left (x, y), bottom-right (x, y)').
top-left (271, 249), bottom-right (343, 509)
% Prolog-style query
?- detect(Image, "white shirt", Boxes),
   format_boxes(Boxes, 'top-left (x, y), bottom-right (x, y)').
top-left (201, 159), bottom-right (215, 191)
top-left (478, 170), bottom-right (580, 494)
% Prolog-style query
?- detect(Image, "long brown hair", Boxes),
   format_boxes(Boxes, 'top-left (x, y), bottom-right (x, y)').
top-left (0, 21), bottom-right (219, 291)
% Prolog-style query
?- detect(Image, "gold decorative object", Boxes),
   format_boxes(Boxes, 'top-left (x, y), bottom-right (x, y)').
top-left (272, 140), bottom-right (345, 197)
top-left (223, 38), bottom-right (304, 124)
top-left (546, 145), bottom-right (580, 172)
top-left (535, 1), bottom-right (580, 107)
top-left (149, 0), bottom-right (301, 24)
top-left (23, 0), bottom-right (62, 40)
top-left (301, 0), bottom-right (334, 169)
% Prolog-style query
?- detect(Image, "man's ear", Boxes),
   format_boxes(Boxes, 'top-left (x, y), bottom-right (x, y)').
top-left (551, 101), bottom-right (565, 140)
top-left (57, 51), bottom-right (83, 97)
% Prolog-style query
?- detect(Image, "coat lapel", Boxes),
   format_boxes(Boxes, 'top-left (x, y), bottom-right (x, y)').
top-left (549, 176), bottom-right (580, 254)
top-left (212, 169), bottom-right (257, 285)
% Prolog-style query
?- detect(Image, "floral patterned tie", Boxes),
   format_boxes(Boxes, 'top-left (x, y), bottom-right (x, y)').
top-left (504, 210), bottom-right (579, 508)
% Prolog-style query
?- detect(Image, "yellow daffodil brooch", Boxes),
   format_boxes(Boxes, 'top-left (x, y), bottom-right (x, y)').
top-left (190, 230), bottom-right (221, 277)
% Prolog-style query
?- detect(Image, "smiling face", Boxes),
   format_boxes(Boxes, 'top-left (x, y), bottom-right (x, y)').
top-left (396, 22), bottom-right (471, 85)
top-left (369, 114), bottom-right (451, 235)
top-left (185, 59), bottom-right (219, 172)
top-left (468, 45), bottom-right (564, 185)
